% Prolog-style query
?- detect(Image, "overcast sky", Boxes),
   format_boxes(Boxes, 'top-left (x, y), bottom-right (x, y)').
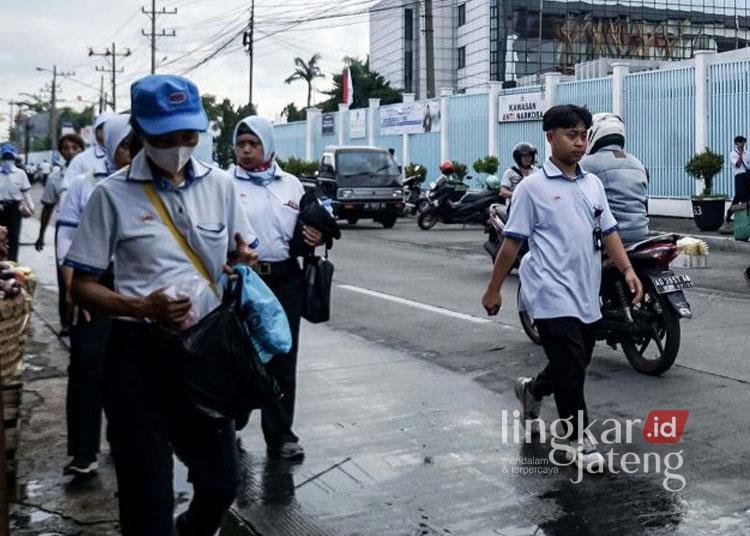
top-left (0, 0), bottom-right (373, 123)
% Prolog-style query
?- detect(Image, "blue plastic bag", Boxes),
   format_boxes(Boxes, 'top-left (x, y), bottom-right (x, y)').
top-left (219, 266), bottom-right (292, 363)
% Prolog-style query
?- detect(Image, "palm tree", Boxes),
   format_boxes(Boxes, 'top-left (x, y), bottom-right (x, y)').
top-left (284, 53), bottom-right (324, 109)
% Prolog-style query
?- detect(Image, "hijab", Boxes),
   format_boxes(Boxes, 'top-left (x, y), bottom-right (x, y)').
top-left (103, 114), bottom-right (132, 173)
top-left (232, 115), bottom-right (278, 185)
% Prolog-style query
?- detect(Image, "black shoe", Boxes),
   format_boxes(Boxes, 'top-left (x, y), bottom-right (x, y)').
top-left (267, 442), bottom-right (305, 461)
top-left (63, 455), bottom-right (98, 476)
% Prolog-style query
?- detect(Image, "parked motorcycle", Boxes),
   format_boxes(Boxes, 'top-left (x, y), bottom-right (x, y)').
top-left (517, 233), bottom-right (693, 375)
top-left (417, 175), bottom-right (499, 230)
top-left (402, 169), bottom-right (430, 216)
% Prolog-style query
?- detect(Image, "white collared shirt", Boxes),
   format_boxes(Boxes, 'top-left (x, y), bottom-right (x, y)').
top-left (0, 165), bottom-right (31, 202)
top-left (505, 159), bottom-right (618, 323)
top-left (730, 148), bottom-right (750, 176)
top-left (65, 151), bottom-right (258, 299)
top-left (229, 164), bottom-right (305, 262)
top-left (65, 145), bottom-right (106, 184)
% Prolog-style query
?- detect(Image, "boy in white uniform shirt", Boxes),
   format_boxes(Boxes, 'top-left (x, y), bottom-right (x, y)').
top-left (482, 105), bottom-right (643, 474)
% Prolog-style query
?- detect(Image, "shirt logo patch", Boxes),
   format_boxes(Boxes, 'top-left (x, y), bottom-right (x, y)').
top-left (285, 201), bottom-right (300, 210)
top-left (140, 211), bottom-right (155, 223)
top-left (168, 91), bottom-right (187, 104)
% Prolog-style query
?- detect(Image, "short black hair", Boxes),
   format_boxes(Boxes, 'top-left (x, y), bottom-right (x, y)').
top-left (543, 105), bottom-right (592, 132)
top-left (735, 135), bottom-right (746, 144)
top-left (57, 133), bottom-right (85, 152)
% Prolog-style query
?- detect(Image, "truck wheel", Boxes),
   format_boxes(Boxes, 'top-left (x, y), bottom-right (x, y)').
top-left (380, 214), bottom-right (397, 229)
top-left (347, 218), bottom-right (359, 226)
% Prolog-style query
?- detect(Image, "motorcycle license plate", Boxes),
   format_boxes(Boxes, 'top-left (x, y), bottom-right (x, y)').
top-left (651, 273), bottom-right (694, 294)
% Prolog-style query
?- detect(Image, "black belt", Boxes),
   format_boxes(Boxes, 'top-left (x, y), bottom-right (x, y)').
top-left (255, 258), bottom-right (300, 278)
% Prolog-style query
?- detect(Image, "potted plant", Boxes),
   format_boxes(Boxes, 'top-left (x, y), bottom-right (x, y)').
top-left (685, 149), bottom-right (726, 232)
top-left (473, 156), bottom-right (500, 189)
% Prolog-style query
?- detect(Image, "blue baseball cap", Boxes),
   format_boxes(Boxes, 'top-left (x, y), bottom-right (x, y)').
top-left (130, 75), bottom-right (208, 136)
top-left (0, 142), bottom-right (17, 158)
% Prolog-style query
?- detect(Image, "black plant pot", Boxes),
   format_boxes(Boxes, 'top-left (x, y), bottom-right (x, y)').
top-left (691, 198), bottom-right (726, 232)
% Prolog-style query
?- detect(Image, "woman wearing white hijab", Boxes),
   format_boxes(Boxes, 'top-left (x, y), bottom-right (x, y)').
top-left (230, 115), bottom-right (323, 460)
top-left (56, 113), bottom-right (133, 476)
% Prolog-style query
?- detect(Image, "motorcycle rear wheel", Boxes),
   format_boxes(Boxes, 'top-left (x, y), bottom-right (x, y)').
top-left (620, 290), bottom-right (680, 376)
top-left (517, 285), bottom-right (541, 345)
top-left (418, 209), bottom-right (439, 230)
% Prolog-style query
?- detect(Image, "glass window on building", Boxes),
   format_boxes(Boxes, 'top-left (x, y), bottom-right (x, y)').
top-left (457, 46), bottom-right (466, 70)
top-left (457, 3), bottom-right (466, 27)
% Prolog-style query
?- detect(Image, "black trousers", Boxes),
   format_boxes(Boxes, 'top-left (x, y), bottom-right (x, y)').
top-left (529, 317), bottom-right (597, 439)
top-left (67, 311), bottom-right (110, 457)
top-left (0, 201), bottom-right (21, 262)
top-left (257, 269), bottom-right (304, 449)
top-left (104, 321), bottom-right (240, 536)
top-left (728, 172), bottom-right (750, 221)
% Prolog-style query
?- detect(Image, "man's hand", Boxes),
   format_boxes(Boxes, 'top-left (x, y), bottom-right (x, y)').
top-left (302, 225), bottom-right (324, 247)
top-left (482, 287), bottom-right (502, 316)
top-left (35, 237), bottom-right (44, 252)
top-left (226, 232), bottom-right (259, 272)
top-left (141, 288), bottom-right (192, 329)
top-left (624, 268), bottom-right (643, 304)
top-left (66, 290), bottom-right (91, 326)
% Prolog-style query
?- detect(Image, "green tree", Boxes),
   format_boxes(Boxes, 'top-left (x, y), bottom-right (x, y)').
top-left (318, 56), bottom-right (402, 113)
top-left (280, 102), bottom-right (306, 122)
top-left (284, 54), bottom-right (325, 109)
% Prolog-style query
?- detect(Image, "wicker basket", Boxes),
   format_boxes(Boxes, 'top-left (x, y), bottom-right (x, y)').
top-left (0, 292), bottom-right (31, 382)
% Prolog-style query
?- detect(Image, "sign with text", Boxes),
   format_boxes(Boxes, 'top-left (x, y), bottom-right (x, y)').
top-left (321, 113), bottom-right (335, 135)
top-left (350, 109), bottom-right (367, 139)
top-left (379, 99), bottom-right (441, 136)
top-left (498, 92), bottom-right (546, 122)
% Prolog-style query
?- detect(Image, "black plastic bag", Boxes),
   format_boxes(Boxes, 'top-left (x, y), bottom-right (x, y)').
top-left (302, 252), bottom-right (334, 323)
top-left (177, 278), bottom-right (281, 419)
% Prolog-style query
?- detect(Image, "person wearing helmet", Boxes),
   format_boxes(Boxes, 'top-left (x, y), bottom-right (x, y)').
top-left (581, 113), bottom-right (649, 245)
top-left (500, 143), bottom-right (538, 201)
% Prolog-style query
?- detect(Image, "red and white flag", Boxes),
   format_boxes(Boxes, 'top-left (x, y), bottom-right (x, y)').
top-left (342, 67), bottom-right (354, 106)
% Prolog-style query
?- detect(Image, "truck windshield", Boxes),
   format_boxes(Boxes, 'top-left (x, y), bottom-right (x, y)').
top-left (337, 151), bottom-right (400, 178)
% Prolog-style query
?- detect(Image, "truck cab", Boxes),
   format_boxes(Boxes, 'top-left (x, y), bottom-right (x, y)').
top-left (312, 146), bottom-right (403, 228)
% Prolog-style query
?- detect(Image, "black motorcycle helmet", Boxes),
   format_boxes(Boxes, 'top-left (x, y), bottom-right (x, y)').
top-left (512, 143), bottom-right (537, 168)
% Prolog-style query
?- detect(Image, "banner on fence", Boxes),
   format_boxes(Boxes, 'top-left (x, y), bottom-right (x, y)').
top-left (498, 92), bottom-right (546, 122)
top-left (350, 109), bottom-right (367, 139)
top-left (379, 99), bottom-right (441, 135)
top-left (322, 113), bottom-right (335, 135)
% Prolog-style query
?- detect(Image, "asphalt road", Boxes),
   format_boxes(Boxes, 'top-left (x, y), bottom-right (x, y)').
top-left (319, 217), bottom-right (750, 534)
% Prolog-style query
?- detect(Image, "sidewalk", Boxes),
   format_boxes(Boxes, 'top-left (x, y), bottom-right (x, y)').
top-left (650, 216), bottom-right (750, 253)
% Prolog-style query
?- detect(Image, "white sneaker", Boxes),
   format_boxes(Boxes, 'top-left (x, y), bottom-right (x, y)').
top-left (514, 377), bottom-right (543, 436)
top-left (564, 437), bottom-right (606, 474)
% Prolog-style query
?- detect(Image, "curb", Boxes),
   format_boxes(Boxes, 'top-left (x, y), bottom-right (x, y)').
top-left (222, 508), bottom-right (262, 536)
top-left (652, 229), bottom-right (750, 254)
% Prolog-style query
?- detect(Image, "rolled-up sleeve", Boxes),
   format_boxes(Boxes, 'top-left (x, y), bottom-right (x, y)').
top-left (63, 186), bottom-right (115, 274)
top-left (504, 182), bottom-right (535, 241)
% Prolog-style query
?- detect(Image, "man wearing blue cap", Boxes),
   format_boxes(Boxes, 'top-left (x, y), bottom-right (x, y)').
top-left (65, 74), bottom-right (259, 536)
top-left (0, 142), bottom-right (35, 261)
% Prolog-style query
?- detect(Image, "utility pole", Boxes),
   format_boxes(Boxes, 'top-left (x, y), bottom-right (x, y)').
top-left (424, 0), bottom-right (436, 99)
top-left (98, 75), bottom-right (105, 113)
top-left (142, 0), bottom-right (177, 74)
top-left (242, 0), bottom-right (255, 107)
top-left (36, 65), bottom-right (73, 145)
top-left (89, 43), bottom-right (132, 110)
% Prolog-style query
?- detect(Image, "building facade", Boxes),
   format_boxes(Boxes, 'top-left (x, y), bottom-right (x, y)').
top-left (370, 0), bottom-right (750, 93)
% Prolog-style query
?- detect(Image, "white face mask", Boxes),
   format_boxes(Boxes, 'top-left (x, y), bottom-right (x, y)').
top-left (143, 141), bottom-right (194, 174)
top-left (1, 160), bottom-right (13, 173)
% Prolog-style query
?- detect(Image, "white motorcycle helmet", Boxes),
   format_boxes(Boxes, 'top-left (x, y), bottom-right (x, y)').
top-left (587, 113), bottom-right (626, 155)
